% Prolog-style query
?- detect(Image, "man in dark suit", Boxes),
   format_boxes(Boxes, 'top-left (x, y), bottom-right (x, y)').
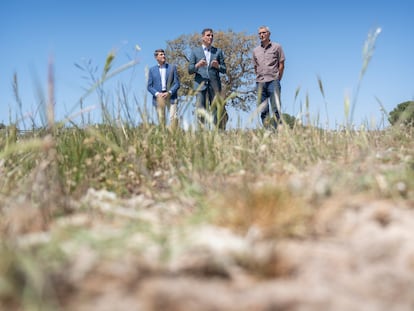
top-left (147, 49), bottom-right (180, 129)
top-left (188, 28), bottom-right (227, 129)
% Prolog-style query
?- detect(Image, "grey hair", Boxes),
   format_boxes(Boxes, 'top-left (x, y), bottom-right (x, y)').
top-left (258, 25), bottom-right (271, 33)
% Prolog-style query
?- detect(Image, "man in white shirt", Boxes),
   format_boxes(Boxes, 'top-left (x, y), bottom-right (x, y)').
top-left (147, 49), bottom-right (180, 129)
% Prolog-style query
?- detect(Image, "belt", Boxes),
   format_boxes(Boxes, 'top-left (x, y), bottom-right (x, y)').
top-left (161, 90), bottom-right (168, 93)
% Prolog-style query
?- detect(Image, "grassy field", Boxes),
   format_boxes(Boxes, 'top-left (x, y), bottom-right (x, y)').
top-left (0, 120), bottom-right (413, 310)
top-left (1, 28), bottom-right (413, 308)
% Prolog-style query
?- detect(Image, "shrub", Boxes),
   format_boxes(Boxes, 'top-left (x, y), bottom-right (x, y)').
top-left (388, 101), bottom-right (414, 126)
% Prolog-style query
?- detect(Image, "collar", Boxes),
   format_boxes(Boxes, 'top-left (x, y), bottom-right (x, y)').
top-left (261, 42), bottom-right (272, 49)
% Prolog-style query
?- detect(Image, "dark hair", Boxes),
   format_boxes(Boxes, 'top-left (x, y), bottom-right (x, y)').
top-left (154, 49), bottom-right (165, 56)
top-left (201, 28), bottom-right (213, 35)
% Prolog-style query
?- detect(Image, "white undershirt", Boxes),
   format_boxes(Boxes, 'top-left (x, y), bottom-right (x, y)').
top-left (159, 65), bottom-right (167, 91)
top-left (203, 45), bottom-right (211, 65)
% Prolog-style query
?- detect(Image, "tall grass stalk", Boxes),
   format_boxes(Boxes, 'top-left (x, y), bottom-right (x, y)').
top-left (47, 56), bottom-right (55, 132)
top-left (70, 51), bottom-right (139, 124)
top-left (349, 27), bottom-right (382, 128)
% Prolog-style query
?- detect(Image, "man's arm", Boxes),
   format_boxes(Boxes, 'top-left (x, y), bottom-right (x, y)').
top-left (217, 49), bottom-right (227, 74)
top-left (278, 60), bottom-right (285, 81)
top-left (169, 65), bottom-right (180, 94)
top-left (188, 50), bottom-right (197, 74)
top-left (147, 67), bottom-right (157, 96)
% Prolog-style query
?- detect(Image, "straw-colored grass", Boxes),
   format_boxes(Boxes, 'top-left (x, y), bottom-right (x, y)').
top-left (1, 100), bottom-right (413, 310)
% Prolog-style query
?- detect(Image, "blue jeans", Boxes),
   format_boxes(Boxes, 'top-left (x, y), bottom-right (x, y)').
top-left (256, 80), bottom-right (281, 129)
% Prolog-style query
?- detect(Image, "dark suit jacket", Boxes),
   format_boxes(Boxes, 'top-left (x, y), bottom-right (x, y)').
top-left (147, 63), bottom-right (180, 106)
top-left (188, 46), bottom-right (226, 92)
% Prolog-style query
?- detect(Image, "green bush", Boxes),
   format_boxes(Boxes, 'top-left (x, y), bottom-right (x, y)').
top-left (389, 101), bottom-right (414, 126)
top-left (281, 113), bottom-right (297, 129)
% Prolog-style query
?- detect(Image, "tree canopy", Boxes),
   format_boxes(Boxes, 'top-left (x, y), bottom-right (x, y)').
top-left (388, 101), bottom-right (414, 126)
top-left (165, 29), bottom-right (257, 112)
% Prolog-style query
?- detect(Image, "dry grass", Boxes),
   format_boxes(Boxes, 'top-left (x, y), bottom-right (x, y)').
top-left (211, 180), bottom-right (311, 239)
top-left (0, 119), bottom-right (413, 310)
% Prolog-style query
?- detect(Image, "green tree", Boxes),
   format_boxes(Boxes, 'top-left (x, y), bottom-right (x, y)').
top-left (388, 101), bottom-right (414, 126)
top-left (165, 29), bottom-right (257, 112)
top-left (281, 113), bottom-right (298, 129)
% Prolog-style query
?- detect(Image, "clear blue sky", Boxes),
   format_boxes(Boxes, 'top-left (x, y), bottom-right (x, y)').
top-left (1, 0), bottom-right (413, 129)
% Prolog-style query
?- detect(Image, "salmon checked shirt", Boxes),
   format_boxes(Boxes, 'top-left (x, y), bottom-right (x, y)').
top-left (253, 41), bottom-right (285, 83)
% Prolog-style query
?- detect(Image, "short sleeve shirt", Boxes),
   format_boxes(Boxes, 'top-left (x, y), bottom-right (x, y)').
top-left (253, 42), bottom-right (285, 83)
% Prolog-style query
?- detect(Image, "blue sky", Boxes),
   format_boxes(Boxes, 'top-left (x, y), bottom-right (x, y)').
top-left (1, 0), bottom-right (413, 129)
